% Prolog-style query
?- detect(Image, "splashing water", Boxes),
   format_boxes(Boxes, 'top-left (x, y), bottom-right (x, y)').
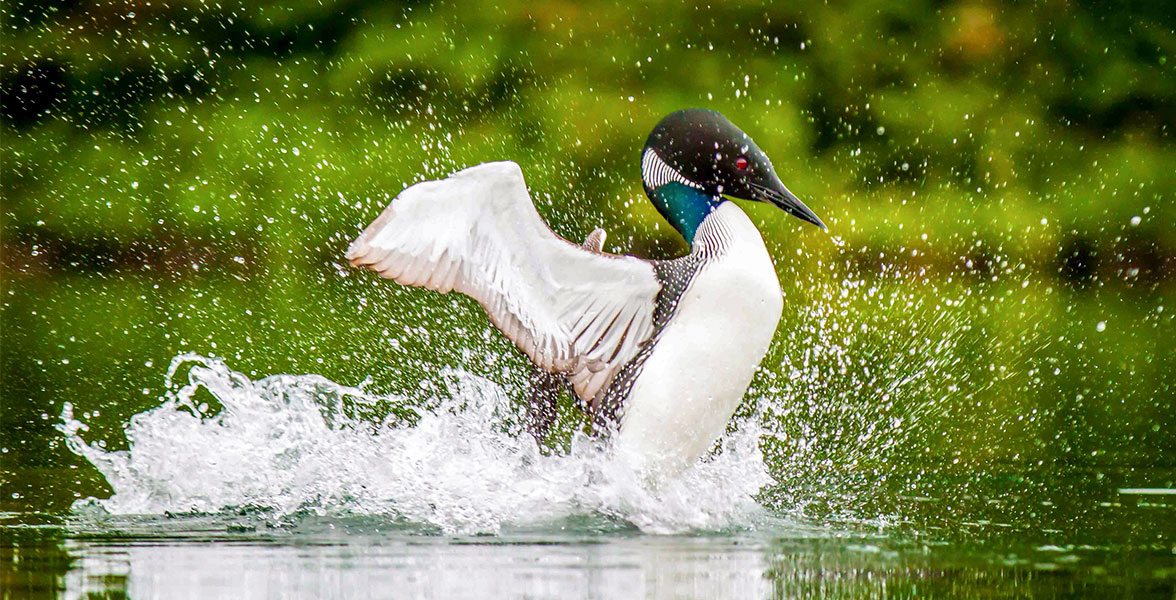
top-left (59, 354), bottom-right (773, 535)
top-left (56, 272), bottom-right (1006, 535)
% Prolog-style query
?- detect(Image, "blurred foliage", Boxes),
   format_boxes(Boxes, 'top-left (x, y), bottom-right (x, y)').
top-left (1, 0), bottom-right (1174, 511)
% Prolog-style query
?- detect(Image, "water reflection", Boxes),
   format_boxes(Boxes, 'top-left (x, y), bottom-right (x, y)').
top-left (64, 538), bottom-right (757, 600)
top-left (4, 507), bottom-right (1173, 600)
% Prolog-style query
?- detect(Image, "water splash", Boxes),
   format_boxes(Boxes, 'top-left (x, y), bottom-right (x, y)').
top-left (56, 270), bottom-right (1019, 535)
top-left (60, 354), bottom-right (772, 535)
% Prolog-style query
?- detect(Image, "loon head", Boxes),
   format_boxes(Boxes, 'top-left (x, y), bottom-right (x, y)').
top-left (641, 108), bottom-right (825, 244)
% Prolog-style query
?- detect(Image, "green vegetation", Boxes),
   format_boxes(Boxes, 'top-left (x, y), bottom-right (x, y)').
top-left (2, 0), bottom-right (1173, 512)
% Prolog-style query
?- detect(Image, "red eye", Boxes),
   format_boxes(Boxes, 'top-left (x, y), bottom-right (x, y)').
top-left (735, 157), bottom-right (749, 170)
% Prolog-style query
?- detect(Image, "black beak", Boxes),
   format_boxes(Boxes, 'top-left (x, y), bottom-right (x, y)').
top-left (748, 180), bottom-right (826, 231)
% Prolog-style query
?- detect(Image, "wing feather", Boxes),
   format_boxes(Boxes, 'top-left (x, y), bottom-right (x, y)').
top-left (346, 161), bottom-right (661, 402)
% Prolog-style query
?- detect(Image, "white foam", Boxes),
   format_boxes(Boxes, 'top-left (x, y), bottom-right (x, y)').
top-left (60, 354), bottom-right (772, 535)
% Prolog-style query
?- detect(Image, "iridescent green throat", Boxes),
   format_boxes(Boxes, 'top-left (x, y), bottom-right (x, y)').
top-left (649, 183), bottom-right (723, 245)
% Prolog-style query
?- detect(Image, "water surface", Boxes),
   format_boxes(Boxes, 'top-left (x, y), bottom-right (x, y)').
top-left (5, 490), bottom-right (1173, 600)
top-left (4, 354), bottom-right (1174, 599)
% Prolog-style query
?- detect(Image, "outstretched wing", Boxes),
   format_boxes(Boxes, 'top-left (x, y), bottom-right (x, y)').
top-left (345, 161), bottom-right (661, 403)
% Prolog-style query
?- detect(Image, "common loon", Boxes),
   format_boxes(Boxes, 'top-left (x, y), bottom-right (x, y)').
top-left (346, 108), bottom-right (825, 472)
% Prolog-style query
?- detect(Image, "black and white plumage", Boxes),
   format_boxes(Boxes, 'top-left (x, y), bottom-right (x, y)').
top-left (641, 148), bottom-right (704, 191)
top-left (347, 109), bottom-right (825, 471)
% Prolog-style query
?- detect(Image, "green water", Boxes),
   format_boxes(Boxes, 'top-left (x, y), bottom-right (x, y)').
top-left (2, 272), bottom-right (1174, 598)
top-left (3, 472), bottom-right (1174, 599)
top-left (3, 271), bottom-right (1173, 506)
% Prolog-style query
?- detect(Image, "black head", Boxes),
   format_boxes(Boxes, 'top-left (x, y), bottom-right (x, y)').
top-left (642, 108), bottom-right (825, 230)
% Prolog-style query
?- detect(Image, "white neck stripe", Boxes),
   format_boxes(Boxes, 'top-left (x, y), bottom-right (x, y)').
top-left (641, 149), bottom-right (703, 190)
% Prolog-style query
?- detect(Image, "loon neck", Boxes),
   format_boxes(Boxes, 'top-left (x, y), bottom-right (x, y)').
top-left (648, 183), bottom-right (724, 246)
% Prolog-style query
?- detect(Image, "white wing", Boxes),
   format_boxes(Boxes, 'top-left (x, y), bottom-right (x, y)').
top-left (345, 161), bottom-right (661, 403)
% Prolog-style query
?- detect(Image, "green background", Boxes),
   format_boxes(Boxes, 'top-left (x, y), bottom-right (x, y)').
top-left (2, 0), bottom-right (1173, 513)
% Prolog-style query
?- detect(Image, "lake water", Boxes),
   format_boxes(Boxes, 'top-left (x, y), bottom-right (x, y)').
top-left (4, 489), bottom-right (1174, 600)
top-left (3, 354), bottom-right (1174, 599)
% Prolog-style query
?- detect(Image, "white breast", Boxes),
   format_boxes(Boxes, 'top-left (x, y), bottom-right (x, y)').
top-left (615, 203), bottom-right (783, 472)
